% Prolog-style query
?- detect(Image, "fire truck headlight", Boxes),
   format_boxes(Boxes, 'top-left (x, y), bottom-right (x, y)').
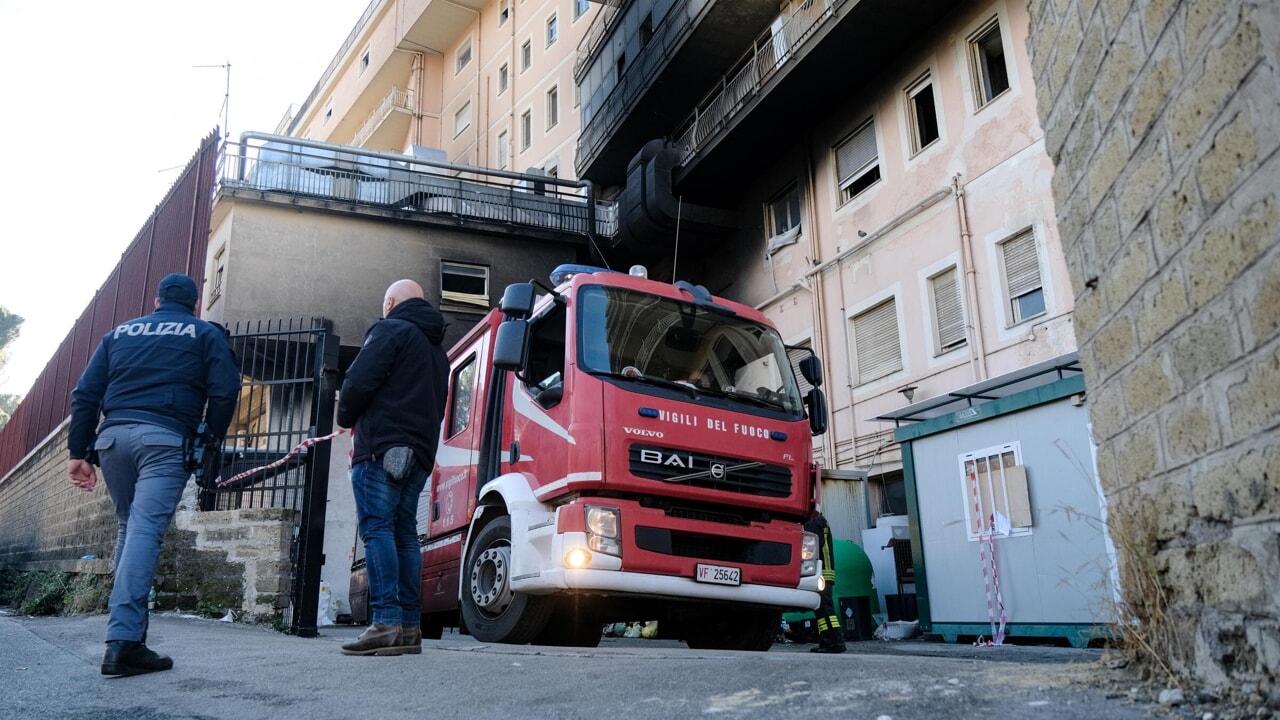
top-left (801, 531), bottom-right (818, 560)
top-left (588, 536), bottom-right (621, 555)
top-left (586, 506), bottom-right (619, 538)
top-left (565, 548), bottom-right (591, 568)
top-left (800, 531), bottom-right (819, 577)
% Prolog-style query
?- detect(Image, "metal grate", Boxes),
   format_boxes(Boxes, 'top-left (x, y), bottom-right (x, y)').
top-left (629, 443), bottom-right (792, 497)
top-left (635, 526), bottom-right (791, 565)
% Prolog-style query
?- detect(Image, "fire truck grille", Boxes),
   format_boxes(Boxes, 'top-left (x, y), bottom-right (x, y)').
top-left (634, 527), bottom-right (792, 566)
top-left (628, 444), bottom-right (792, 498)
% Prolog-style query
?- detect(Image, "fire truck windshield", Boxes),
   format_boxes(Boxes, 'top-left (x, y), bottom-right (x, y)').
top-left (577, 286), bottom-right (804, 416)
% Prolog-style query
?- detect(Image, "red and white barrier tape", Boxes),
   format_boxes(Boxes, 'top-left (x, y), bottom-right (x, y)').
top-left (971, 466), bottom-right (1007, 647)
top-left (216, 427), bottom-right (350, 487)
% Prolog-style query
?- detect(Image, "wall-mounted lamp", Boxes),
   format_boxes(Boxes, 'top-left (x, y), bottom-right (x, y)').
top-left (899, 385), bottom-right (918, 403)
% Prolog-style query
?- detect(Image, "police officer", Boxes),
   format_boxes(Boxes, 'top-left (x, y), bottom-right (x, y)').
top-left (805, 509), bottom-right (848, 653)
top-left (67, 273), bottom-right (240, 677)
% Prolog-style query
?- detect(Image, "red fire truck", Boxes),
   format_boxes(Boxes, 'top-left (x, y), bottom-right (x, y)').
top-left (351, 264), bottom-right (829, 650)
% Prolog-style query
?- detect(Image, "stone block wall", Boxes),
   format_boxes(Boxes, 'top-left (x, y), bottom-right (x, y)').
top-left (0, 423), bottom-right (117, 568)
top-left (171, 490), bottom-right (298, 623)
top-left (1027, 0), bottom-right (1278, 690)
top-left (0, 426), bottom-right (297, 623)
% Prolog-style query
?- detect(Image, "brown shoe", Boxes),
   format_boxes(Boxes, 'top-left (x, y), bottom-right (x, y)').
top-left (399, 626), bottom-right (422, 655)
top-left (341, 624), bottom-right (404, 656)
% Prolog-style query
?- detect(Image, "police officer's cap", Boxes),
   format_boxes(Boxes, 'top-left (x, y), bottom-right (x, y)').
top-left (157, 273), bottom-right (198, 310)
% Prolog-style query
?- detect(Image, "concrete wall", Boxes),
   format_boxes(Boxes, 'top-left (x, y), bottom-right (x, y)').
top-left (204, 197), bottom-right (580, 351)
top-left (1026, 0), bottom-right (1279, 689)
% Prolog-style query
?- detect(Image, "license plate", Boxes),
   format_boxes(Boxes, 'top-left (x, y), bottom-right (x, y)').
top-left (695, 563), bottom-right (741, 586)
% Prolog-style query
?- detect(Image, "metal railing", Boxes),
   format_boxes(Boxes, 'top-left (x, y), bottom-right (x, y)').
top-left (669, 0), bottom-right (837, 165)
top-left (349, 86), bottom-right (417, 148)
top-left (577, 0), bottom-right (698, 171)
top-left (217, 132), bottom-right (618, 238)
top-left (573, 2), bottom-right (624, 80)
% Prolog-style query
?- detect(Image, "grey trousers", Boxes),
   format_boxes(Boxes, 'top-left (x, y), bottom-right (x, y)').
top-left (94, 422), bottom-right (188, 643)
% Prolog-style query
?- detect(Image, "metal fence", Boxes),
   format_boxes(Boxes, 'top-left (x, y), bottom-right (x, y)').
top-left (0, 130), bottom-right (218, 483)
top-left (217, 132), bottom-right (619, 239)
top-left (197, 317), bottom-right (339, 637)
top-left (198, 318), bottom-right (337, 511)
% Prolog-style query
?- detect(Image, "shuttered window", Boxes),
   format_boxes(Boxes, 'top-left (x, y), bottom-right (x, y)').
top-left (930, 267), bottom-right (966, 353)
top-left (1001, 230), bottom-right (1046, 324)
top-left (441, 262), bottom-right (489, 309)
top-left (852, 298), bottom-right (902, 383)
top-left (834, 119), bottom-right (880, 202)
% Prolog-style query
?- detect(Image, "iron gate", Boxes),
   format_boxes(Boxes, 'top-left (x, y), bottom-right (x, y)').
top-left (197, 317), bottom-right (339, 637)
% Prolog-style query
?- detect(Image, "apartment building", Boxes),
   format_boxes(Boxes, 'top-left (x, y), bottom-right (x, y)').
top-left (568, 0), bottom-right (1077, 519)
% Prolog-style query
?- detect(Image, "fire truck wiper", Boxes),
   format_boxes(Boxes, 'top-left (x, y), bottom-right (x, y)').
top-left (719, 389), bottom-right (789, 413)
top-left (588, 370), bottom-right (699, 399)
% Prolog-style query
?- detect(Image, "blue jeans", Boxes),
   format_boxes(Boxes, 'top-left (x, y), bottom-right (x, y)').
top-left (95, 423), bottom-right (189, 643)
top-left (351, 457), bottom-right (429, 627)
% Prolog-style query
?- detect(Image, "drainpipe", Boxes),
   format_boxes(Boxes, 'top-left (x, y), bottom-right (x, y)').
top-left (410, 52), bottom-right (423, 147)
top-left (952, 173), bottom-right (988, 382)
top-left (801, 140), bottom-right (836, 467)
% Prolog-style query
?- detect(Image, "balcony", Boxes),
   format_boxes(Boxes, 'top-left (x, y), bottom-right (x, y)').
top-left (350, 86), bottom-right (418, 151)
top-left (666, 0), bottom-right (957, 201)
top-left (217, 133), bottom-right (618, 240)
top-left (575, 0), bottom-right (782, 185)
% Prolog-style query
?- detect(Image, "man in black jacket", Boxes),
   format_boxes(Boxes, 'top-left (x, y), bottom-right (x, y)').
top-left (337, 279), bottom-right (449, 656)
top-left (68, 273), bottom-right (240, 676)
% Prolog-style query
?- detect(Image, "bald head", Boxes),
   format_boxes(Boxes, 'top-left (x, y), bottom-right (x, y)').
top-left (383, 279), bottom-right (424, 317)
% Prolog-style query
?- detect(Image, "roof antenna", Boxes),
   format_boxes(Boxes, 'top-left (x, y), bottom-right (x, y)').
top-left (195, 62), bottom-right (232, 139)
top-left (672, 195), bottom-right (683, 283)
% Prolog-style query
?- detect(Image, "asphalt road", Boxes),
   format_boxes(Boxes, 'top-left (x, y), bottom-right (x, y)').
top-left (1, 610), bottom-right (1170, 720)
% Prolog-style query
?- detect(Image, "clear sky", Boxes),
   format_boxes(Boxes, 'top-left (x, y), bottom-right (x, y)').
top-left (0, 0), bottom-right (371, 396)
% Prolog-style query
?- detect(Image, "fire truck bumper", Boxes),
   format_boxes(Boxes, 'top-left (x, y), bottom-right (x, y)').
top-left (514, 568), bottom-right (821, 611)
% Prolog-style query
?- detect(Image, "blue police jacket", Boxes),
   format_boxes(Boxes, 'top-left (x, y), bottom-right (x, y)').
top-left (68, 300), bottom-right (241, 459)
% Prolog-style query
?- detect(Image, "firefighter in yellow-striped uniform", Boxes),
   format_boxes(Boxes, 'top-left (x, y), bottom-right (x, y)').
top-left (805, 510), bottom-right (847, 653)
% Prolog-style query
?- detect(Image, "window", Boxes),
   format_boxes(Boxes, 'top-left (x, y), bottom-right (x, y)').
top-left (573, 84), bottom-right (581, 108)
top-left (834, 119), bottom-right (880, 202)
top-left (615, 52), bottom-right (626, 82)
top-left (851, 298), bottom-right (902, 383)
top-left (546, 86), bottom-right (559, 129)
top-left (520, 110), bottom-right (532, 150)
top-left (546, 14), bottom-right (558, 46)
top-left (999, 229), bottom-right (1046, 325)
top-left (447, 356), bottom-right (477, 438)
top-left (499, 0), bottom-right (510, 25)
top-left (959, 443), bottom-right (1033, 541)
top-left (544, 159), bottom-right (558, 178)
top-left (639, 13), bottom-right (653, 49)
top-left (323, 102), bottom-right (333, 124)
top-left (521, 40), bottom-right (532, 71)
top-left (208, 245), bottom-right (226, 307)
top-left (497, 129), bottom-right (510, 169)
top-left (453, 101), bottom-right (472, 137)
top-left (441, 262), bottom-right (489, 310)
top-left (522, 302), bottom-right (568, 409)
top-left (969, 17), bottom-right (1010, 108)
top-left (498, 63), bottom-right (509, 94)
top-left (574, 0), bottom-right (590, 19)
top-left (359, 48), bottom-right (371, 75)
top-left (906, 72), bottom-right (939, 154)
top-left (456, 38), bottom-right (473, 75)
top-left (929, 267), bottom-right (966, 354)
top-left (766, 184), bottom-right (801, 238)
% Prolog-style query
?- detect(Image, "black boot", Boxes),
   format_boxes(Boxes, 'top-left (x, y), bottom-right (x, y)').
top-left (810, 632), bottom-right (847, 654)
top-left (101, 640), bottom-right (173, 676)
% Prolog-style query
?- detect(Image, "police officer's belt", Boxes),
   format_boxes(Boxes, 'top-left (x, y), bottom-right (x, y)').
top-left (102, 410), bottom-right (196, 439)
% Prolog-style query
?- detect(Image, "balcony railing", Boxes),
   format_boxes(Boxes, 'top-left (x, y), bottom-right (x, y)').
top-left (350, 86), bottom-right (417, 148)
top-left (218, 132), bottom-right (618, 238)
top-left (669, 0), bottom-right (837, 165)
top-left (573, 2), bottom-right (624, 80)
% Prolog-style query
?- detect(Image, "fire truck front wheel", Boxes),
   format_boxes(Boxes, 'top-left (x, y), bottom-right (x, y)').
top-left (461, 514), bottom-right (554, 644)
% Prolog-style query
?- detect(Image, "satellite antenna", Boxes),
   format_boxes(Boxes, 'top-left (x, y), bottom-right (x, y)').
top-left (194, 62), bottom-right (232, 139)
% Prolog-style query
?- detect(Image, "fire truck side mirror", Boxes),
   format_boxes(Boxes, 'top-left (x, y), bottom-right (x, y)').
top-left (493, 319), bottom-right (530, 371)
top-left (798, 355), bottom-right (824, 388)
top-left (806, 387), bottom-right (828, 436)
top-left (499, 282), bottom-right (537, 319)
